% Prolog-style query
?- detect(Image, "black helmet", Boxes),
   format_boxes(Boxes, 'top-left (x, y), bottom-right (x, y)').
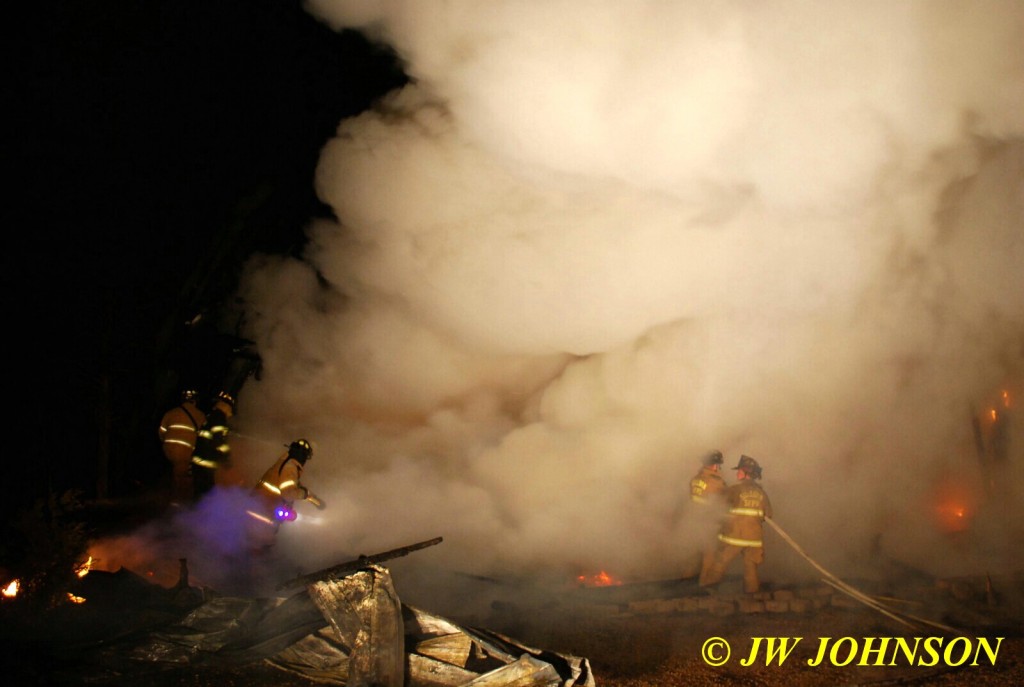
top-left (732, 455), bottom-right (762, 479)
top-left (702, 450), bottom-right (724, 467)
top-left (181, 389), bottom-right (198, 403)
top-left (288, 439), bottom-right (313, 463)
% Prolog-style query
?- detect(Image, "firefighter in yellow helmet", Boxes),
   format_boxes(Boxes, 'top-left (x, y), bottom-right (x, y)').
top-left (158, 389), bottom-right (206, 505)
top-left (246, 439), bottom-right (324, 551)
top-left (690, 450), bottom-right (728, 583)
top-left (700, 455), bottom-right (773, 593)
top-left (690, 450), bottom-right (727, 504)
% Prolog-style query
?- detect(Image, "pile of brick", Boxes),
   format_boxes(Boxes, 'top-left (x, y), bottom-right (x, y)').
top-left (622, 585), bottom-right (853, 617)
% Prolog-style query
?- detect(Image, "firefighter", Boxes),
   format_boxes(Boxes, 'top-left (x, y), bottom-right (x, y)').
top-left (246, 439), bottom-right (324, 551)
top-left (700, 455), bottom-right (773, 593)
top-left (690, 450), bottom-right (728, 583)
top-left (690, 450), bottom-right (727, 504)
top-left (190, 391), bottom-right (235, 498)
top-left (158, 389), bottom-right (206, 505)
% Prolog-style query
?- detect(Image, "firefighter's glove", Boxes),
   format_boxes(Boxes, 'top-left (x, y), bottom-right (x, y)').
top-left (306, 493), bottom-right (325, 510)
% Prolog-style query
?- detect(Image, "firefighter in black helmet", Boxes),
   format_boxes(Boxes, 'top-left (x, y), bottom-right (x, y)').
top-left (690, 450), bottom-right (728, 582)
top-left (690, 450), bottom-right (726, 504)
top-left (246, 439), bottom-right (325, 551)
top-left (700, 454), bottom-right (773, 593)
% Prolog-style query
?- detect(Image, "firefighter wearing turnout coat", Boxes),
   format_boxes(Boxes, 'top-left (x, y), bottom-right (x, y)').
top-left (700, 455), bottom-right (773, 593)
top-left (190, 391), bottom-right (235, 498)
top-left (158, 390), bottom-right (206, 505)
top-left (690, 450), bottom-right (727, 504)
top-left (246, 439), bottom-right (324, 551)
top-left (690, 450), bottom-right (728, 583)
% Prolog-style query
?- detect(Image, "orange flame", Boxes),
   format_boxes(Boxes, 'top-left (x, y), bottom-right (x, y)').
top-left (576, 570), bottom-right (623, 587)
top-left (75, 556), bottom-right (92, 578)
top-left (2, 558), bottom-right (92, 604)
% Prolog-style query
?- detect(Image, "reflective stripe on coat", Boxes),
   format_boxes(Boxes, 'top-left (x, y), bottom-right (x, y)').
top-left (718, 479), bottom-right (772, 546)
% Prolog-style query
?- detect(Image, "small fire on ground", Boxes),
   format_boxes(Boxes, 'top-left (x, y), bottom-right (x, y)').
top-left (931, 477), bottom-right (978, 535)
top-left (576, 570), bottom-right (624, 587)
top-left (1, 556), bottom-right (93, 603)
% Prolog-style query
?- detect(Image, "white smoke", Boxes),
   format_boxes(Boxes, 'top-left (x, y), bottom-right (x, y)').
top-left (225, 0), bottom-right (1024, 593)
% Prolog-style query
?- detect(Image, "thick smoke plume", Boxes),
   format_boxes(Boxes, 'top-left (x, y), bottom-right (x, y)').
top-left (206, 0), bottom-right (1024, 593)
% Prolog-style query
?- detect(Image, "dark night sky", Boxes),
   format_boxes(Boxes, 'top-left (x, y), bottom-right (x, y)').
top-left (6, 0), bottom-right (406, 512)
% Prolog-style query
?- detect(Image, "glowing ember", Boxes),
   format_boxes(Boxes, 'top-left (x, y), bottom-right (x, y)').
top-left (2, 579), bottom-right (18, 598)
top-left (66, 593), bottom-right (86, 604)
top-left (931, 476), bottom-right (978, 535)
top-left (576, 570), bottom-right (623, 587)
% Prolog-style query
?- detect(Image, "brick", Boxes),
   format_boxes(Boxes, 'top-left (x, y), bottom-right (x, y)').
top-left (765, 600), bottom-right (789, 613)
top-left (679, 597), bottom-right (701, 613)
top-left (628, 600), bottom-right (660, 614)
top-left (831, 595), bottom-right (859, 609)
top-left (654, 599), bottom-right (678, 614)
top-left (772, 590), bottom-right (795, 601)
top-left (709, 600), bottom-right (736, 616)
top-left (788, 598), bottom-right (812, 614)
top-left (738, 599), bottom-right (765, 614)
top-left (697, 597), bottom-right (717, 610)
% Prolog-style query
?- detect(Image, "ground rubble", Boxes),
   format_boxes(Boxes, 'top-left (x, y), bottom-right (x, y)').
top-left (478, 570), bottom-right (1024, 687)
top-left (6, 562), bottom-right (594, 687)
top-left (5, 558), bottom-right (1024, 687)
top-left (551, 569), bottom-right (1024, 627)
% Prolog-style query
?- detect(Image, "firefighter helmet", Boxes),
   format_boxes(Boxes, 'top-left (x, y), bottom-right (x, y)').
top-left (733, 454), bottom-right (762, 479)
top-left (702, 450), bottom-right (724, 467)
top-left (288, 439), bottom-right (313, 463)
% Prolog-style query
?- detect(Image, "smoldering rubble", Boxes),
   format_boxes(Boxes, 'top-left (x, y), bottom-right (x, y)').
top-left (43, 561), bottom-right (595, 687)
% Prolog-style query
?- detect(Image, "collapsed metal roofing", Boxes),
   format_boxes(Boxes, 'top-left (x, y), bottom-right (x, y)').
top-left (78, 563), bottom-right (594, 686)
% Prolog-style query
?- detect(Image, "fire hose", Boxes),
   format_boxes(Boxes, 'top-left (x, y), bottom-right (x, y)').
top-left (764, 517), bottom-right (964, 636)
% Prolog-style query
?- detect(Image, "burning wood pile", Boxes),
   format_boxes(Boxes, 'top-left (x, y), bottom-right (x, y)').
top-left (6, 538), bottom-right (594, 686)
